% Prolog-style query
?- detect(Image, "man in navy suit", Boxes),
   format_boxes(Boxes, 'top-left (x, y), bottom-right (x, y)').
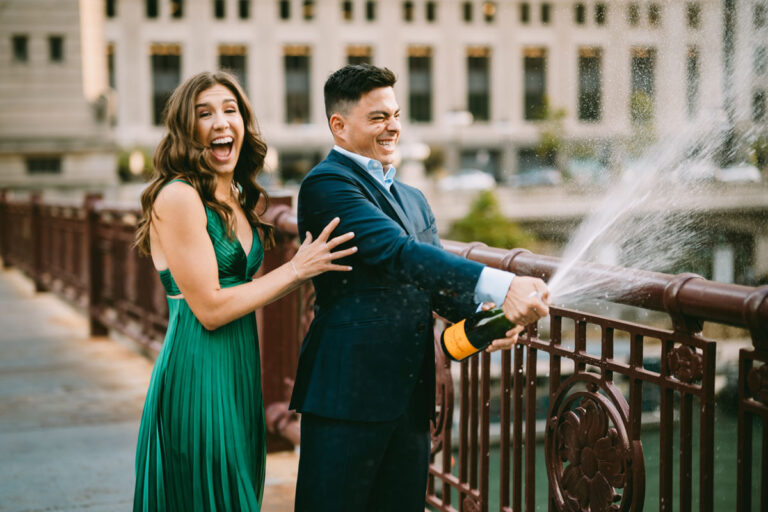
top-left (291, 64), bottom-right (550, 511)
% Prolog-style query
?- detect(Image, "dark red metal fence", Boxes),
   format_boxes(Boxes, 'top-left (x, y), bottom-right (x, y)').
top-left (1, 191), bottom-right (766, 511)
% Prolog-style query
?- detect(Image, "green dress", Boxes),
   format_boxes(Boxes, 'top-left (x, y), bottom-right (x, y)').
top-left (134, 196), bottom-right (265, 511)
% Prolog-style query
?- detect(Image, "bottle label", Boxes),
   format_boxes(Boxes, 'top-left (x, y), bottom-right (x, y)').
top-left (442, 320), bottom-right (477, 361)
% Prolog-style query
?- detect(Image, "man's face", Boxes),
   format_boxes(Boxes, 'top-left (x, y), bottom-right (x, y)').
top-left (331, 86), bottom-right (401, 168)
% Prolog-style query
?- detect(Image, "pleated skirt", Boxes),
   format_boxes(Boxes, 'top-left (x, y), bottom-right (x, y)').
top-left (134, 299), bottom-right (266, 511)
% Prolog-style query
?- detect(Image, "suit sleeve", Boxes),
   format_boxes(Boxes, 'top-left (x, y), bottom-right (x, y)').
top-left (298, 171), bottom-right (484, 305)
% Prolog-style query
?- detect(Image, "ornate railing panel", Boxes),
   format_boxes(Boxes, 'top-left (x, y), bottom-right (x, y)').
top-left (0, 191), bottom-right (766, 509)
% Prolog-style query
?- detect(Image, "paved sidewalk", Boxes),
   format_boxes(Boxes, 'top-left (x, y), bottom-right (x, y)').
top-left (0, 269), bottom-right (298, 512)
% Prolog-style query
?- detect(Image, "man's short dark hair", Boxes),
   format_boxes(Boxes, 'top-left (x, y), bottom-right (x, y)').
top-left (324, 64), bottom-right (397, 120)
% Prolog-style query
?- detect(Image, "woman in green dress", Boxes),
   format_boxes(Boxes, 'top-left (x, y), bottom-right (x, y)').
top-left (132, 71), bottom-right (356, 511)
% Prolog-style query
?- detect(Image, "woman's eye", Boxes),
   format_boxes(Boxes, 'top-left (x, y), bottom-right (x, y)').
top-left (198, 111), bottom-right (210, 118)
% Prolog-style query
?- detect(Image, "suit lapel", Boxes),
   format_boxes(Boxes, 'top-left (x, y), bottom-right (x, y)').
top-left (327, 151), bottom-right (417, 235)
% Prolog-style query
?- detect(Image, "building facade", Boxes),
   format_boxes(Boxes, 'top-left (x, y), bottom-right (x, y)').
top-left (0, 0), bottom-right (116, 190)
top-left (729, 0), bottom-right (768, 150)
top-left (102, 0), bottom-right (726, 182)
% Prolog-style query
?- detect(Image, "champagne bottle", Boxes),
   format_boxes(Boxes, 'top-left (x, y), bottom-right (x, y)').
top-left (441, 308), bottom-right (515, 361)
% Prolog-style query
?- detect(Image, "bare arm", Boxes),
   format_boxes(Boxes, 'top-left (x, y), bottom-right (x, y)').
top-left (151, 182), bottom-right (356, 330)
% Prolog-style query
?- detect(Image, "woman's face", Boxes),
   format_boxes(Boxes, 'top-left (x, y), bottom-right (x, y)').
top-left (193, 83), bottom-right (245, 176)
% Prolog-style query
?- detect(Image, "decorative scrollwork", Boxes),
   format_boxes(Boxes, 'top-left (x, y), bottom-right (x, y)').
top-left (668, 344), bottom-right (704, 383)
top-left (747, 363), bottom-right (768, 405)
top-left (546, 374), bottom-right (643, 512)
top-left (431, 329), bottom-right (454, 456)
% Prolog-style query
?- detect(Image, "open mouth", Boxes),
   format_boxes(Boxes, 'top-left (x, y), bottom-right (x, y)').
top-left (210, 136), bottom-right (234, 161)
top-left (377, 140), bottom-right (395, 150)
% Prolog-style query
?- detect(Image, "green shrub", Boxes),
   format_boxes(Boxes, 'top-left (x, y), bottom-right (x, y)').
top-left (446, 190), bottom-right (536, 250)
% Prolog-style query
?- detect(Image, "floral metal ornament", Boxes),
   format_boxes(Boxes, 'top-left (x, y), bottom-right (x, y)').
top-left (747, 363), bottom-right (768, 405)
top-left (546, 376), bottom-right (645, 511)
top-left (668, 344), bottom-right (704, 383)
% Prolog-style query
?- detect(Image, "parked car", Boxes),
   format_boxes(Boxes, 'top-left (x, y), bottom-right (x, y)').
top-left (437, 169), bottom-right (496, 191)
top-left (716, 163), bottom-right (762, 183)
top-left (507, 167), bottom-right (563, 188)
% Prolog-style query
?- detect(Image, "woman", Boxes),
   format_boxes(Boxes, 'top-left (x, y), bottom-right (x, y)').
top-left (132, 71), bottom-right (356, 511)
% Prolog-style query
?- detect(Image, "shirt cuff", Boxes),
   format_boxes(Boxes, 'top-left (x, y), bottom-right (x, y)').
top-left (474, 267), bottom-right (515, 307)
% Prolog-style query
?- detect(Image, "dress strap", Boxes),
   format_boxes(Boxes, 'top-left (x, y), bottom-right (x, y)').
top-left (166, 178), bottom-right (193, 188)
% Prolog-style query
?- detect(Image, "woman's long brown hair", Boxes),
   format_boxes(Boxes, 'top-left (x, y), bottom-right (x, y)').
top-left (134, 71), bottom-right (274, 254)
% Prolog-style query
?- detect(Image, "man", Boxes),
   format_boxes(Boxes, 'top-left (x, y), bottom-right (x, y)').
top-left (290, 64), bottom-right (549, 511)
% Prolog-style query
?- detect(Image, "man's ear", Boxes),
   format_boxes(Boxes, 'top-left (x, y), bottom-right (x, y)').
top-left (329, 113), bottom-right (345, 138)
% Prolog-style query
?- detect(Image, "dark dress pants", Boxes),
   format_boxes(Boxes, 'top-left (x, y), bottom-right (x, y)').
top-left (294, 378), bottom-right (431, 512)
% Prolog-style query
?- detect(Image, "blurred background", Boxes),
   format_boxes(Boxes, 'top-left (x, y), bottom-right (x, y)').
top-left (1, 0), bottom-right (767, 285)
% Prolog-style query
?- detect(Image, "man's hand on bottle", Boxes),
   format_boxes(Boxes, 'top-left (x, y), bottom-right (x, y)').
top-left (485, 276), bottom-right (551, 353)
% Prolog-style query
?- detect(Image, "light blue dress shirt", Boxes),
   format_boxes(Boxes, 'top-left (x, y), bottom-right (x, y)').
top-left (332, 145), bottom-right (514, 307)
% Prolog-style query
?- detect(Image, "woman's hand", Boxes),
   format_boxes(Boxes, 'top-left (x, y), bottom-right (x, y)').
top-left (290, 217), bottom-right (357, 280)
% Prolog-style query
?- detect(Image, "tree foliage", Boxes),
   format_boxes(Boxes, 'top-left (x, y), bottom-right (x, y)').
top-left (446, 191), bottom-right (536, 250)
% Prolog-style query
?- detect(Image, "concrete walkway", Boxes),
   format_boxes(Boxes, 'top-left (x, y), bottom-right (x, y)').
top-left (0, 269), bottom-right (298, 512)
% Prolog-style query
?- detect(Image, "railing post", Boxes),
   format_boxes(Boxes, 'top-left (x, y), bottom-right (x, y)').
top-left (0, 189), bottom-right (8, 268)
top-left (29, 192), bottom-right (46, 292)
top-left (85, 194), bottom-right (108, 336)
top-left (259, 195), bottom-right (302, 452)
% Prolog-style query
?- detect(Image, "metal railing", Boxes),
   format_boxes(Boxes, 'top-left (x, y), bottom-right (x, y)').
top-left (0, 191), bottom-right (766, 511)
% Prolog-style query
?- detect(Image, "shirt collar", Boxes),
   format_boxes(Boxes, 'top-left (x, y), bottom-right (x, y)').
top-left (333, 145), bottom-right (397, 191)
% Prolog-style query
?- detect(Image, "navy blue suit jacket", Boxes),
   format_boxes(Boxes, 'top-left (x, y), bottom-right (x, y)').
top-left (289, 150), bottom-right (485, 422)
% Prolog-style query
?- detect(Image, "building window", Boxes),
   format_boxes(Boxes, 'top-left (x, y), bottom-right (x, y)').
top-left (347, 45), bottom-right (372, 65)
top-left (214, 0), bottom-right (225, 18)
top-left (342, 0), bottom-right (353, 21)
top-left (648, 3), bottom-right (661, 27)
top-left (520, 2), bottom-right (530, 23)
top-left (106, 0), bottom-right (117, 17)
top-left (627, 3), bottom-right (640, 26)
top-left (151, 43), bottom-right (181, 126)
top-left (754, 90), bottom-right (767, 121)
top-left (303, 0), bottom-right (315, 20)
top-left (284, 46), bottom-right (311, 124)
top-left (171, 0), bottom-right (183, 17)
top-left (578, 47), bottom-right (602, 121)
top-left (630, 47), bottom-right (656, 123)
top-left (403, 1), bottom-right (414, 21)
top-left (687, 3), bottom-right (701, 28)
top-left (237, 0), bottom-right (249, 18)
top-left (756, 4), bottom-right (767, 29)
top-left (408, 47), bottom-right (432, 123)
top-left (482, 1), bottom-right (496, 22)
top-left (366, 1), bottom-right (376, 21)
top-left (467, 47), bottom-right (491, 122)
top-left (687, 47), bottom-right (699, 119)
top-left (279, 0), bottom-right (290, 19)
top-left (574, 3), bottom-right (586, 24)
top-left (756, 46), bottom-right (768, 75)
top-left (146, 0), bottom-right (158, 18)
top-left (12, 35), bottom-right (28, 62)
top-left (426, 1), bottom-right (437, 22)
top-left (541, 3), bottom-right (551, 24)
top-left (48, 36), bottom-right (64, 62)
top-left (523, 47), bottom-right (547, 120)
top-left (219, 45), bottom-right (248, 91)
top-left (107, 43), bottom-right (116, 89)
top-left (595, 3), bottom-right (607, 25)
top-left (462, 1), bottom-right (473, 22)
top-left (27, 157), bottom-right (62, 175)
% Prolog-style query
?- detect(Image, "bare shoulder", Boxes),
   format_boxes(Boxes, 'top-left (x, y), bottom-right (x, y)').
top-left (152, 181), bottom-right (206, 224)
